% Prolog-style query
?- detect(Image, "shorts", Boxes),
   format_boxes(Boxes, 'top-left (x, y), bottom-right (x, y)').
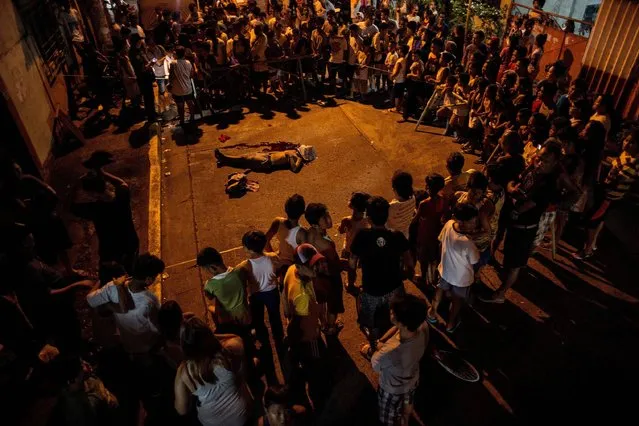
top-left (378, 387), bottom-right (415, 426)
top-left (438, 277), bottom-right (471, 300)
top-left (326, 274), bottom-right (345, 314)
top-left (503, 225), bottom-right (538, 269)
top-left (358, 286), bottom-right (405, 332)
top-left (392, 82), bottom-right (405, 99)
top-left (156, 78), bottom-right (167, 94)
top-left (172, 92), bottom-right (194, 103)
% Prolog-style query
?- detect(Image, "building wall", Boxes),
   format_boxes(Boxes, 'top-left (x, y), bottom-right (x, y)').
top-left (515, 0), bottom-right (601, 21)
top-left (581, 0), bottom-right (639, 120)
top-left (0, 0), bottom-right (67, 171)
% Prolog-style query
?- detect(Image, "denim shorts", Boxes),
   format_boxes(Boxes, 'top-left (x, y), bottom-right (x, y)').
top-left (438, 277), bottom-right (471, 300)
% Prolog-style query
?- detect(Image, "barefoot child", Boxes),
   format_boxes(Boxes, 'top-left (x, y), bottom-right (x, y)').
top-left (412, 174), bottom-right (449, 287)
top-left (338, 192), bottom-right (371, 292)
top-left (265, 194), bottom-right (308, 274)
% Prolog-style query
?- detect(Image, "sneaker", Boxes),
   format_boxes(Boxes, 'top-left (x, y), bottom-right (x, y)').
top-left (572, 250), bottom-right (593, 260)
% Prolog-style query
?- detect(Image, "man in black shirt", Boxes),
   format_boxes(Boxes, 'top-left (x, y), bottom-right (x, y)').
top-left (350, 196), bottom-right (414, 359)
top-left (71, 151), bottom-right (139, 278)
top-left (129, 34), bottom-right (157, 122)
top-left (482, 140), bottom-right (562, 303)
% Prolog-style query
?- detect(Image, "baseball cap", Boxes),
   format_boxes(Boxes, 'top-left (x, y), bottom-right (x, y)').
top-left (296, 243), bottom-right (325, 266)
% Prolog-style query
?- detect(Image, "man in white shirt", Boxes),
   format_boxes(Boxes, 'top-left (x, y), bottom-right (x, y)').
top-left (427, 204), bottom-right (479, 333)
top-left (251, 23), bottom-right (269, 94)
top-left (358, 14), bottom-right (379, 40)
top-left (328, 26), bottom-right (348, 95)
top-left (169, 46), bottom-right (196, 126)
top-left (86, 253), bottom-right (165, 354)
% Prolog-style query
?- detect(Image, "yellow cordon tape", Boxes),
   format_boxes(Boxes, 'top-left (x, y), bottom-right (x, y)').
top-left (148, 122), bottom-right (163, 301)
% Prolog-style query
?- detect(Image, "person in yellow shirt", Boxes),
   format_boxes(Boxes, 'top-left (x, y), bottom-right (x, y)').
top-left (283, 243), bottom-right (328, 409)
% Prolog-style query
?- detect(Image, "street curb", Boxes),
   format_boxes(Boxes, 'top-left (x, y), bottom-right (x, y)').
top-left (148, 122), bottom-right (162, 301)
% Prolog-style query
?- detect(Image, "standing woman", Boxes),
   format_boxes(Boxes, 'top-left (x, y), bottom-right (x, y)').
top-left (527, 33), bottom-right (547, 80)
top-left (174, 317), bottom-right (251, 426)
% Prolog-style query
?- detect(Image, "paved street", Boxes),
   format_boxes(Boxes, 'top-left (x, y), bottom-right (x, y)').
top-left (157, 100), bottom-right (639, 426)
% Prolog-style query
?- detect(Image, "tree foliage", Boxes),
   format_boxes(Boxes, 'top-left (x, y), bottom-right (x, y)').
top-left (449, 0), bottom-right (507, 37)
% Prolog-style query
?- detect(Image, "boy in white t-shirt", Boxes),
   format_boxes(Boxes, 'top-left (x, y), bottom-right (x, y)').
top-left (240, 230), bottom-right (283, 385)
top-left (427, 204), bottom-right (479, 333)
top-left (86, 253), bottom-right (165, 354)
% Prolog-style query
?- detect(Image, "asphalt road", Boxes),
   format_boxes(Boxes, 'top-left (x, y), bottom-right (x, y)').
top-left (158, 99), bottom-right (639, 426)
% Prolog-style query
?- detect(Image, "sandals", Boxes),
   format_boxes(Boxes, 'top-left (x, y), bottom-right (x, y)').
top-left (427, 315), bottom-right (439, 325)
top-left (446, 321), bottom-right (462, 334)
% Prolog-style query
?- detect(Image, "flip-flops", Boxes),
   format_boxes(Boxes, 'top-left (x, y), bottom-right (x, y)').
top-left (446, 321), bottom-right (462, 334)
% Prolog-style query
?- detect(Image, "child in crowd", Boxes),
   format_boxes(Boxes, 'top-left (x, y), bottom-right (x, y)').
top-left (371, 294), bottom-right (428, 426)
top-left (305, 203), bottom-right (344, 335)
top-left (196, 246), bottom-right (251, 333)
top-left (412, 173), bottom-right (449, 286)
top-left (387, 170), bottom-right (415, 239)
top-left (265, 194), bottom-right (308, 272)
top-left (427, 203), bottom-right (480, 333)
top-left (241, 230), bottom-right (283, 385)
top-left (257, 384), bottom-right (307, 426)
top-left (339, 192), bottom-right (372, 293)
top-left (283, 244), bottom-right (329, 409)
top-left (442, 152), bottom-right (472, 200)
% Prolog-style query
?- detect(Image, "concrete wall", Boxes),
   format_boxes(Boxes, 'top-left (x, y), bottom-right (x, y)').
top-left (515, 0), bottom-right (601, 21)
top-left (0, 1), bottom-right (65, 170)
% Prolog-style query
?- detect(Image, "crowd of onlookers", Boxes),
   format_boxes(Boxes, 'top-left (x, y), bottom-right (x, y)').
top-left (94, 0), bottom-right (574, 127)
top-left (3, 0), bottom-right (639, 425)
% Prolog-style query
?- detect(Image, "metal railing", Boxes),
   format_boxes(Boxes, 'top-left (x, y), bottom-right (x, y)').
top-left (505, 2), bottom-right (593, 82)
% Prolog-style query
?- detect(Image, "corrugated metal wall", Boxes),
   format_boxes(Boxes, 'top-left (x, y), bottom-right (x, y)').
top-left (581, 0), bottom-right (639, 120)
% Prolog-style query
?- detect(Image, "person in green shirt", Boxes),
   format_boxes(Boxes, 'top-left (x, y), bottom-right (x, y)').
top-left (196, 247), bottom-right (251, 333)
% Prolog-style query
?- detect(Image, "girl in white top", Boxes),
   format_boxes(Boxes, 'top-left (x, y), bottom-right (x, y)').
top-left (174, 318), bottom-right (250, 426)
top-left (386, 171), bottom-right (415, 239)
top-left (265, 194), bottom-right (308, 268)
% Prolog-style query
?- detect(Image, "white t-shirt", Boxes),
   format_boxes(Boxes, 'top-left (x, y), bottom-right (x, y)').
top-left (87, 282), bottom-right (160, 354)
top-left (438, 220), bottom-right (480, 287)
top-left (358, 22), bottom-right (379, 40)
top-left (387, 197), bottom-right (415, 239)
top-left (249, 255), bottom-right (278, 292)
top-left (329, 36), bottom-right (347, 63)
top-left (392, 56), bottom-right (406, 83)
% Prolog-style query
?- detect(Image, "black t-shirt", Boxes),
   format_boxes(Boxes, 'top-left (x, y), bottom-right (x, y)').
top-left (350, 228), bottom-right (409, 296)
top-left (513, 168), bottom-right (559, 226)
top-left (497, 154), bottom-right (526, 186)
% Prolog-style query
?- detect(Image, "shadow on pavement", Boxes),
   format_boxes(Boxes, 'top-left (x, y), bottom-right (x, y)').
top-left (317, 335), bottom-right (378, 426)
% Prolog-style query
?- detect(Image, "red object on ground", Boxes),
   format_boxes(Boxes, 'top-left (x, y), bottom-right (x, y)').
top-left (219, 134), bottom-right (231, 143)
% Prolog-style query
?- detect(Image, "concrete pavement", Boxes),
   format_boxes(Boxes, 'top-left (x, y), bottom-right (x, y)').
top-left (156, 99), bottom-right (639, 425)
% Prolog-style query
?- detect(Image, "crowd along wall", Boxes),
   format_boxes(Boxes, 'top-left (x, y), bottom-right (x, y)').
top-left (0, 1), bottom-right (68, 173)
top-left (581, 0), bottom-right (639, 120)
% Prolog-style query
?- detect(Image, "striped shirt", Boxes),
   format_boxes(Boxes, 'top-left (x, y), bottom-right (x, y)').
top-left (387, 197), bottom-right (415, 239)
top-left (605, 152), bottom-right (639, 201)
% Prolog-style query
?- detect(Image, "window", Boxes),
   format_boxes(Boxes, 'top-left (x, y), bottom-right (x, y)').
top-left (17, 0), bottom-right (69, 85)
